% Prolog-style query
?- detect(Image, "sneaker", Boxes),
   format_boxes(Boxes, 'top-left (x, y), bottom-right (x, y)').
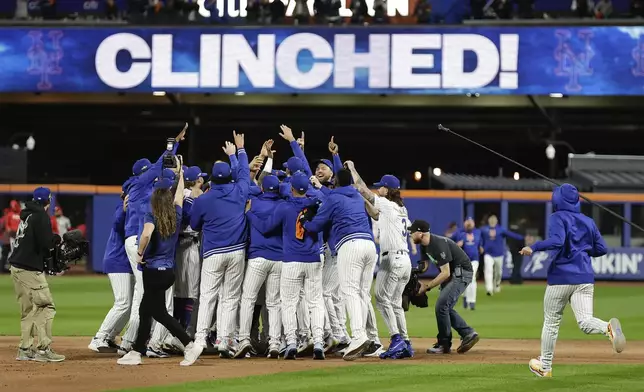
top-left (180, 342), bottom-right (204, 366)
top-left (117, 344), bottom-right (131, 356)
top-left (117, 350), bottom-right (142, 366)
top-left (607, 318), bottom-right (626, 353)
top-left (313, 343), bottom-right (325, 360)
top-left (343, 337), bottom-right (370, 361)
top-left (234, 339), bottom-right (252, 359)
top-left (146, 346), bottom-right (170, 358)
top-left (528, 357), bottom-right (552, 378)
top-left (34, 348), bottom-right (65, 362)
top-left (323, 335), bottom-right (339, 354)
top-left (363, 341), bottom-right (385, 358)
top-left (333, 337), bottom-right (350, 354)
top-left (457, 332), bottom-right (479, 354)
top-left (284, 344), bottom-right (297, 360)
top-left (278, 340), bottom-right (287, 358)
top-left (267, 343), bottom-right (280, 359)
top-left (89, 337), bottom-right (117, 353)
top-left (16, 347), bottom-right (35, 361)
top-left (426, 343), bottom-right (450, 354)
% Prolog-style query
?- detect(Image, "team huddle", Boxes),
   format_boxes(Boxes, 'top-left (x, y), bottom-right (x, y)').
top-left (89, 124), bottom-right (440, 366)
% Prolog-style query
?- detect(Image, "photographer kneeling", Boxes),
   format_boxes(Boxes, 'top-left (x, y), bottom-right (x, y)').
top-left (117, 162), bottom-right (203, 367)
top-left (9, 187), bottom-right (65, 362)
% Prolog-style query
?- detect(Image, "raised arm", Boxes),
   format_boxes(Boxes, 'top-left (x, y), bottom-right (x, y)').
top-left (502, 227), bottom-right (525, 241)
top-left (174, 166), bottom-right (185, 209)
top-left (258, 139), bottom-right (275, 186)
top-left (328, 136), bottom-right (342, 174)
top-left (344, 160), bottom-right (375, 204)
top-left (280, 125), bottom-right (313, 176)
top-left (233, 131), bottom-right (250, 198)
top-left (364, 198), bottom-right (380, 220)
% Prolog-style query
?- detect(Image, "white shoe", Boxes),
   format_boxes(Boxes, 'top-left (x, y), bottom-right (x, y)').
top-left (494, 285), bottom-right (501, 294)
top-left (528, 356), bottom-right (552, 378)
top-left (607, 318), bottom-right (626, 353)
top-left (88, 338), bottom-right (100, 353)
top-left (343, 337), bottom-right (370, 361)
top-left (234, 339), bottom-right (252, 359)
top-left (363, 342), bottom-right (385, 358)
top-left (180, 342), bottom-right (204, 366)
top-left (117, 350), bottom-right (142, 366)
top-left (89, 337), bottom-right (116, 353)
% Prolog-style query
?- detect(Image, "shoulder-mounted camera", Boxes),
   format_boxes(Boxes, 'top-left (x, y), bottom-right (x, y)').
top-left (45, 230), bottom-right (89, 275)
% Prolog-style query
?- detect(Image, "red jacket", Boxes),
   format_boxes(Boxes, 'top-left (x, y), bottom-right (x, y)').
top-left (6, 201), bottom-right (22, 235)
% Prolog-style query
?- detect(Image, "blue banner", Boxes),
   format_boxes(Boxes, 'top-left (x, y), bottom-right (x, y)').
top-left (516, 248), bottom-right (644, 281)
top-left (2, 26), bottom-right (644, 94)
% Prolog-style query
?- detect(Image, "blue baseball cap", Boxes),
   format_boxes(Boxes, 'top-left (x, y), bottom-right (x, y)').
top-left (161, 168), bottom-right (176, 181)
top-left (272, 169), bottom-right (287, 180)
top-left (212, 161), bottom-right (232, 179)
top-left (153, 178), bottom-right (173, 190)
top-left (122, 178), bottom-right (134, 194)
top-left (465, 216), bottom-right (474, 222)
top-left (185, 166), bottom-right (208, 182)
top-left (291, 172), bottom-right (310, 193)
top-left (132, 158), bottom-right (151, 176)
top-left (33, 187), bottom-right (51, 203)
top-left (313, 159), bottom-right (333, 171)
top-left (262, 175), bottom-right (280, 191)
top-left (374, 174), bottom-right (401, 189)
top-left (283, 157), bottom-right (304, 173)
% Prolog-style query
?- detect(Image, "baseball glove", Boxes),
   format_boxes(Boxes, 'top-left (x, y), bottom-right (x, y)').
top-left (401, 268), bottom-right (428, 311)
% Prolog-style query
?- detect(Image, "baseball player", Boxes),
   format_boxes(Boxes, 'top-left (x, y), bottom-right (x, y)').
top-left (303, 169), bottom-right (377, 361)
top-left (480, 214), bottom-right (525, 296)
top-left (190, 132), bottom-right (249, 357)
top-left (89, 181), bottom-right (134, 353)
top-left (450, 218), bottom-right (483, 310)
top-left (247, 172), bottom-right (326, 360)
top-left (235, 174), bottom-right (284, 359)
top-left (119, 128), bottom-right (184, 354)
top-left (410, 220), bottom-right (480, 355)
top-left (519, 184), bottom-right (625, 378)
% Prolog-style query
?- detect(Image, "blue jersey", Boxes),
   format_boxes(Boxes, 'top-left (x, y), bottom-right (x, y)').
top-left (103, 203), bottom-right (131, 274)
top-left (141, 204), bottom-right (182, 270)
top-left (190, 149), bottom-right (251, 258)
top-left (531, 184), bottom-right (607, 285)
top-left (247, 196), bottom-right (321, 263)
top-left (247, 191), bottom-right (284, 261)
top-left (480, 225), bottom-right (524, 257)
top-left (451, 229), bottom-right (482, 262)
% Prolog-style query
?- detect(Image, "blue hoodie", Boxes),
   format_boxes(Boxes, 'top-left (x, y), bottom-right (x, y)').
top-left (103, 203), bottom-right (132, 274)
top-left (480, 224), bottom-right (524, 257)
top-left (124, 146), bottom-right (178, 238)
top-left (190, 149), bottom-right (250, 258)
top-left (247, 196), bottom-right (321, 262)
top-left (303, 185), bottom-right (373, 252)
top-left (451, 228), bottom-right (483, 262)
top-left (247, 191), bottom-right (284, 261)
top-left (531, 184), bottom-right (607, 285)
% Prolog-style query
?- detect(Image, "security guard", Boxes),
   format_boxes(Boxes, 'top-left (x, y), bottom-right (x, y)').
top-left (408, 220), bottom-right (480, 355)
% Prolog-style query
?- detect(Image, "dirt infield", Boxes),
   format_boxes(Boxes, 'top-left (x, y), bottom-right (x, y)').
top-left (1, 337), bottom-right (643, 392)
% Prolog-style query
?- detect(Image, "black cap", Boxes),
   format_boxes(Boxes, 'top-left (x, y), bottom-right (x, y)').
top-left (408, 220), bottom-right (430, 233)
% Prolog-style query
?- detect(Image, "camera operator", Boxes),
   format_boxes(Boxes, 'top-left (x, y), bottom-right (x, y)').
top-left (117, 161), bottom-right (203, 367)
top-left (9, 187), bottom-right (65, 363)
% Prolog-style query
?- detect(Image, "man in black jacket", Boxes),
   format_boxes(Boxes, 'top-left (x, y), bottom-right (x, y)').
top-left (9, 187), bottom-right (65, 362)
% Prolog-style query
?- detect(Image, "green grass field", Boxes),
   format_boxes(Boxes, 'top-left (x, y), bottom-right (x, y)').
top-left (1, 275), bottom-right (643, 391)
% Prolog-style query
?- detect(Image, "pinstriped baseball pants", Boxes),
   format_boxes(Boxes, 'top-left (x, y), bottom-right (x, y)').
top-left (375, 254), bottom-right (411, 339)
top-left (95, 273), bottom-right (134, 340)
top-left (121, 236), bottom-right (144, 348)
top-left (540, 284), bottom-right (608, 370)
top-left (281, 262), bottom-right (325, 346)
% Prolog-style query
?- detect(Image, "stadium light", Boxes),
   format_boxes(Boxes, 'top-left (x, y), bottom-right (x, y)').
top-left (549, 93), bottom-right (564, 98)
top-left (414, 171), bottom-right (422, 181)
top-left (513, 172), bottom-right (520, 180)
top-left (546, 144), bottom-right (556, 160)
top-left (26, 136), bottom-right (35, 151)
top-left (432, 168), bottom-right (442, 176)
top-left (153, 91), bottom-right (166, 96)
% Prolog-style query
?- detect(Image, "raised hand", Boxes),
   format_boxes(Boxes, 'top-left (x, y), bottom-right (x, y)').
top-left (261, 139), bottom-right (276, 159)
top-left (344, 160), bottom-right (355, 171)
top-left (175, 122), bottom-right (188, 142)
top-left (222, 141), bottom-right (236, 156)
top-left (297, 131), bottom-right (305, 150)
top-left (279, 124), bottom-right (295, 142)
top-left (233, 130), bottom-right (245, 149)
top-left (328, 136), bottom-right (338, 154)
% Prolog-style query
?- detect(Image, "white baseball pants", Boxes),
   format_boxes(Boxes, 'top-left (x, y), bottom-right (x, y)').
top-left (281, 262), bottom-right (325, 347)
top-left (375, 253), bottom-right (411, 339)
top-left (195, 249), bottom-right (245, 345)
top-left (337, 239), bottom-right (378, 341)
top-left (464, 260), bottom-right (480, 304)
top-left (95, 273), bottom-right (134, 340)
top-left (238, 257), bottom-right (282, 346)
top-left (174, 239), bottom-right (201, 299)
top-left (540, 284), bottom-right (608, 370)
top-left (121, 236), bottom-right (144, 348)
top-left (297, 287), bottom-right (310, 339)
top-left (484, 254), bottom-right (503, 293)
top-left (322, 254), bottom-right (345, 339)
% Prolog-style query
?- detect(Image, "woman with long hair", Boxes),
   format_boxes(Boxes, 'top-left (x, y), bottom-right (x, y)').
top-left (117, 163), bottom-right (203, 366)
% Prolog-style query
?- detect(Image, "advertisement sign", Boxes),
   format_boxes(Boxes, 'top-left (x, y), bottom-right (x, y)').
top-left (519, 248), bottom-right (644, 281)
top-left (2, 26), bottom-right (644, 94)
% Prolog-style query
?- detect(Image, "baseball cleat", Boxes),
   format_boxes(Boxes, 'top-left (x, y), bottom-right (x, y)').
top-left (267, 344), bottom-right (280, 359)
top-left (117, 345), bottom-right (131, 356)
top-left (323, 335), bottom-right (339, 353)
top-left (180, 342), bottom-right (204, 366)
top-left (90, 337), bottom-right (118, 354)
top-left (118, 350), bottom-right (142, 366)
top-left (494, 285), bottom-right (501, 293)
top-left (529, 357), bottom-right (552, 378)
top-left (333, 337), bottom-right (350, 354)
top-left (404, 340), bottom-right (415, 357)
top-left (457, 332), bottom-right (479, 354)
top-left (234, 339), bottom-right (252, 359)
top-left (218, 340), bottom-right (236, 359)
top-left (297, 339), bottom-right (314, 356)
top-left (343, 337), bottom-right (370, 361)
top-left (363, 341), bottom-right (386, 358)
top-left (16, 348), bottom-right (35, 361)
top-left (313, 343), bottom-right (325, 360)
top-left (284, 344), bottom-right (297, 360)
top-left (146, 347), bottom-right (170, 358)
top-left (607, 318), bottom-right (626, 353)
top-left (88, 338), bottom-right (100, 353)
top-left (487, 292), bottom-right (492, 297)
top-left (426, 343), bottom-right (450, 354)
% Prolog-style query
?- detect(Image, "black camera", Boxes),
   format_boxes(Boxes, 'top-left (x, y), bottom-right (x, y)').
top-left (162, 138), bottom-right (176, 169)
top-left (45, 230), bottom-right (89, 275)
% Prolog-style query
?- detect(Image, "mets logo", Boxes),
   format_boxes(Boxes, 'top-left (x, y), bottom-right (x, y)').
top-left (553, 30), bottom-right (594, 92)
top-left (632, 35), bottom-right (644, 78)
top-left (27, 30), bottom-right (64, 91)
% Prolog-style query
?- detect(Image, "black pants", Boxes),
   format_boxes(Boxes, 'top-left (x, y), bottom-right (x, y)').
top-left (435, 271), bottom-right (475, 348)
top-left (134, 268), bottom-right (192, 354)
